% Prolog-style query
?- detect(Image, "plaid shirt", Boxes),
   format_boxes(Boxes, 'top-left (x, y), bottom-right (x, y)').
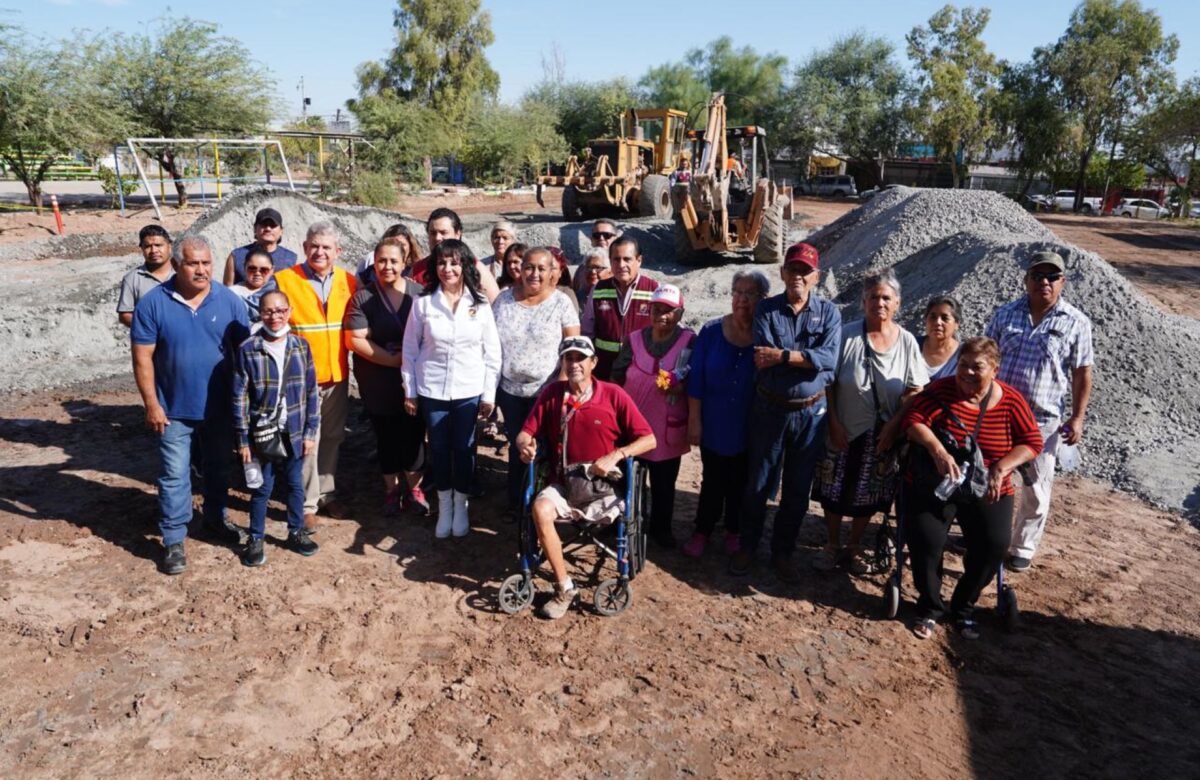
top-left (232, 333), bottom-right (320, 453)
top-left (986, 296), bottom-right (1093, 425)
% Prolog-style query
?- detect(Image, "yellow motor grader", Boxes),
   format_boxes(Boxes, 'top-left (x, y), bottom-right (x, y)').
top-left (536, 107), bottom-right (690, 221)
top-left (672, 93), bottom-right (793, 265)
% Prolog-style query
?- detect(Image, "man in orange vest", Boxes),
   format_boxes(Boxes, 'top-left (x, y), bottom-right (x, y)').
top-left (273, 221), bottom-right (358, 524)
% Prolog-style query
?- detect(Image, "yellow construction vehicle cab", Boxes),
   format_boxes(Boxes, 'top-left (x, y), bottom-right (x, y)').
top-left (536, 107), bottom-right (690, 221)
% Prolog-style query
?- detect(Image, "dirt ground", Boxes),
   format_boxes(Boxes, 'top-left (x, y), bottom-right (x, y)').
top-left (2, 193), bottom-right (1199, 777)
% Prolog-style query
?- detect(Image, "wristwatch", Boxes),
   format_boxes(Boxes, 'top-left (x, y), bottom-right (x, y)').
top-left (780, 349), bottom-right (791, 366)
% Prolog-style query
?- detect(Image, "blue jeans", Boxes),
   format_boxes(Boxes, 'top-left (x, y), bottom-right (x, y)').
top-left (249, 454), bottom-right (306, 540)
top-left (420, 396), bottom-right (480, 493)
top-left (495, 387), bottom-right (538, 509)
top-left (158, 417), bottom-right (233, 546)
top-left (739, 398), bottom-right (826, 559)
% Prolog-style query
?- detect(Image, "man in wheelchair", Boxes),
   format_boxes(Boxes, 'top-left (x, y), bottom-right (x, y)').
top-left (515, 336), bottom-right (656, 619)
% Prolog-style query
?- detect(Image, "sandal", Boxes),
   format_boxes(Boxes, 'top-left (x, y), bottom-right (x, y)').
top-left (844, 545), bottom-right (873, 576)
top-left (912, 618), bottom-right (936, 640)
top-left (956, 619), bottom-right (981, 641)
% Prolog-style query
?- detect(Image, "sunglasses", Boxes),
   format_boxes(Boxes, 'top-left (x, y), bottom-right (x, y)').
top-left (246, 266), bottom-right (273, 275)
top-left (585, 264), bottom-right (607, 274)
top-left (591, 231), bottom-right (616, 240)
top-left (260, 307), bottom-right (290, 317)
top-left (1030, 271), bottom-right (1064, 283)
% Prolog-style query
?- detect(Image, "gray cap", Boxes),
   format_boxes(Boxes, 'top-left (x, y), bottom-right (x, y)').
top-left (1028, 250), bottom-right (1065, 272)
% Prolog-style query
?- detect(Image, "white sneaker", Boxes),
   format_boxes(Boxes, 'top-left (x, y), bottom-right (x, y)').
top-left (435, 490), bottom-right (453, 538)
top-left (452, 491), bottom-right (470, 537)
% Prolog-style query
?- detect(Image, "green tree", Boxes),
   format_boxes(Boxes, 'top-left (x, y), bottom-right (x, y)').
top-left (522, 78), bottom-right (640, 153)
top-left (1042, 0), bottom-right (1177, 211)
top-left (0, 32), bottom-right (126, 206)
top-left (459, 101), bottom-right (567, 187)
top-left (101, 17), bottom-right (275, 207)
top-left (906, 5), bottom-right (1001, 188)
top-left (349, 0), bottom-right (499, 185)
top-left (1124, 78), bottom-right (1200, 213)
top-left (779, 32), bottom-right (909, 186)
top-left (639, 37), bottom-right (788, 129)
top-left (993, 60), bottom-right (1070, 195)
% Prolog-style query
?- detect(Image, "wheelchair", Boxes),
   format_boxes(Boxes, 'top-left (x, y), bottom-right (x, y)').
top-left (498, 457), bottom-right (649, 617)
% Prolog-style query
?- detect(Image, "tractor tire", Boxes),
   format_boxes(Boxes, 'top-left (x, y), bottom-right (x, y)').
top-left (674, 217), bottom-right (721, 267)
top-left (562, 185), bottom-right (586, 221)
top-left (753, 196), bottom-right (786, 264)
top-left (639, 174), bottom-right (672, 219)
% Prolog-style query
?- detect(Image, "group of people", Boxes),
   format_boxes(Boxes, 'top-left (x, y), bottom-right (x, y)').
top-left (119, 204), bottom-right (1093, 635)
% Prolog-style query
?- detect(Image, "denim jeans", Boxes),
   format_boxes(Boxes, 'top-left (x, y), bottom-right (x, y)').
top-left (249, 454), bottom-right (306, 540)
top-left (739, 398), bottom-right (826, 559)
top-left (495, 387), bottom-right (538, 509)
top-left (420, 396), bottom-right (480, 493)
top-left (158, 417), bottom-right (233, 546)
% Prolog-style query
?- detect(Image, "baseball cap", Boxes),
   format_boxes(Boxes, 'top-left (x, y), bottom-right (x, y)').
top-left (784, 242), bottom-right (820, 270)
top-left (255, 207), bottom-right (283, 227)
top-left (650, 284), bottom-right (684, 309)
top-left (1027, 250), bottom-right (1065, 273)
top-left (558, 336), bottom-right (596, 358)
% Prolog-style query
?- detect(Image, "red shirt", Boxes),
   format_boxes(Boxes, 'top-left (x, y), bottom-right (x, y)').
top-left (407, 257), bottom-right (432, 286)
top-left (903, 378), bottom-right (1043, 495)
top-left (522, 379), bottom-right (653, 479)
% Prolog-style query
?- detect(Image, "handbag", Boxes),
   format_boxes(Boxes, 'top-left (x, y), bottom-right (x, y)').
top-left (910, 384), bottom-right (993, 503)
top-left (250, 355), bottom-right (290, 463)
top-left (861, 323), bottom-right (905, 477)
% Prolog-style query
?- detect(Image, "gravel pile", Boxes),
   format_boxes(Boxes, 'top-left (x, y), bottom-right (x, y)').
top-left (808, 187), bottom-right (1200, 515)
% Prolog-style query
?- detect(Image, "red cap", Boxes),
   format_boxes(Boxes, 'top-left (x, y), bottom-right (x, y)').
top-left (784, 242), bottom-right (819, 270)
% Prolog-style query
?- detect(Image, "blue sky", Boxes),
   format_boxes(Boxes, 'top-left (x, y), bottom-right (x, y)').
top-left (8, 0), bottom-right (1199, 124)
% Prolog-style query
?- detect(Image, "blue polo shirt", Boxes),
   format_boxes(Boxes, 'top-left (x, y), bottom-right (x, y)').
top-left (230, 243), bottom-right (300, 284)
top-left (752, 293), bottom-right (842, 400)
top-left (131, 280), bottom-right (251, 421)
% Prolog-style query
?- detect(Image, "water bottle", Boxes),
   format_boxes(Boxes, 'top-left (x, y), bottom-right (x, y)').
top-left (243, 458), bottom-right (263, 489)
top-left (934, 462), bottom-right (969, 501)
top-left (1057, 425), bottom-right (1081, 472)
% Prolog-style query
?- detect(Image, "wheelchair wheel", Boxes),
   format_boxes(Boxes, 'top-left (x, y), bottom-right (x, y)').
top-left (498, 573), bottom-right (534, 614)
top-left (998, 585), bottom-right (1019, 631)
top-left (594, 578), bottom-right (632, 616)
top-left (883, 578), bottom-right (901, 620)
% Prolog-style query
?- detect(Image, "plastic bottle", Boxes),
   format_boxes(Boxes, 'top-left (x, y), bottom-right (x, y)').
top-left (934, 462), bottom-right (969, 501)
top-left (244, 458), bottom-right (263, 489)
top-left (1057, 425), bottom-right (1081, 472)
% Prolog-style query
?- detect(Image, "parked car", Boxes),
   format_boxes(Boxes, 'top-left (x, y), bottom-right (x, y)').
top-left (1034, 189), bottom-right (1103, 214)
top-left (1113, 198), bottom-right (1170, 220)
top-left (805, 174), bottom-right (858, 198)
top-left (1002, 192), bottom-right (1047, 213)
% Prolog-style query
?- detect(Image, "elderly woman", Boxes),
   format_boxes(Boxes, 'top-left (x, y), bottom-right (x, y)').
top-left (496, 242), bottom-right (527, 291)
top-left (480, 220), bottom-right (518, 278)
top-left (574, 248), bottom-right (611, 306)
top-left (814, 269), bottom-right (929, 574)
top-left (682, 270), bottom-right (768, 558)
top-left (345, 237), bottom-right (429, 517)
top-left (612, 284), bottom-right (695, 548)
top-left (402, 239), bottom-right (501, 539)
top-left (919, 296), bottom-right (963, 380)
top-left (492, 247), bottom-right (581, 513)
top-left (902, 337), bottom-right (1042, 640)
top-left (229, 247), bottom-right (277, 323)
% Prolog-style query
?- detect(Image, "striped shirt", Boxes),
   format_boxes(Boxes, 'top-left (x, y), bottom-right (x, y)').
top-left (903, 378), bottom-right (1043, 495)
top-left (985, 296), bottom-right (1093, 425)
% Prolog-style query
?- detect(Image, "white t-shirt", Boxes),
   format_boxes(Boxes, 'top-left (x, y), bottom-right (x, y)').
top-left (262, 337), bottom-right (288, 422)
top-left (493, 289), bottom-right (580, 397)
top-left (832, 321), bottom-right (929, 440)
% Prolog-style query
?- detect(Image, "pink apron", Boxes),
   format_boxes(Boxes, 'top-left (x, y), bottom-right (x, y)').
top-left (624, 327), bottom-right (695, 462)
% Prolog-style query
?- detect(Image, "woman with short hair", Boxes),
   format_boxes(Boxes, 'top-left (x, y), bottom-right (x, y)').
top-left (480, 220), bottom-right (518, 278)
top-left (902, 336), bottom-right (1042, 640)
top-left (574, 248), bottom-right (611, 306)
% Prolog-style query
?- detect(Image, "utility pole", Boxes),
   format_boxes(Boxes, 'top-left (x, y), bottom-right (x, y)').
top-left (298, 77), bottom-right (307, 120)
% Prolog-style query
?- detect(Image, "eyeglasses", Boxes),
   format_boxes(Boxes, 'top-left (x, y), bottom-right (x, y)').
top-left (732, 289), bottom-right (761, 299)
top-left (246, 266), bottom-right (272, 275)
top-left (260, 307), bottom-right (290, 317)
top-left (585, 265), bottom-right (608, 274)
top-left (591, 232), bottom-right (616, 241)
top-left (1030, 271), bottom-right (1064, 283)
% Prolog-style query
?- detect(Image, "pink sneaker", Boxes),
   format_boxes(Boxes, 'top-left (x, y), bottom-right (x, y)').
top-left (724, 533), bottom-right (741, 555)
top-left (404, 486), bottom-right (431, 516)
top-left (682, 532), bottom-right (707, 558)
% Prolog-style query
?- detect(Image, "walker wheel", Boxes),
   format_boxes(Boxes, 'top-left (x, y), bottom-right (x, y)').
top-left (884, 579), bottom-right (901, 620)
top-left (498, 574), bottom-right (534, 614)
top-left (594, 578), bottom-right (632, 616)
top-left (998, 585), bottom-right (1020, 631)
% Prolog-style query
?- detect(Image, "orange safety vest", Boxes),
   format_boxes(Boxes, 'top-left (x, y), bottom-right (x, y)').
top-left (274, 264), bottom-right (357, 384)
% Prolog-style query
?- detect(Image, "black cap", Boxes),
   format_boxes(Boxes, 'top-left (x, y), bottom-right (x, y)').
top-left (255, 207), bottom-right (282, 227)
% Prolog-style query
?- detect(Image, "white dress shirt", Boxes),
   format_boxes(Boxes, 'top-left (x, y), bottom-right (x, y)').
top-left (402, 288), bottom-right (502, 403)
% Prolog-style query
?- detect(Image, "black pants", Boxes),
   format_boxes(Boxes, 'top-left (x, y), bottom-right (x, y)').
top-left (368, 412), bottom-right (426, 476)
top-left (640, 457), bottom-right (681, 536)
top-left (906, 492), bottom-right (1013, 622)
top-left (693, 447), bottom-right (747, 536)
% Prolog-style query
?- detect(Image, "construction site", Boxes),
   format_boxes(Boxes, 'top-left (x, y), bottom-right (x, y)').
top-left (0, 179), bottom-right (1198, 777)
